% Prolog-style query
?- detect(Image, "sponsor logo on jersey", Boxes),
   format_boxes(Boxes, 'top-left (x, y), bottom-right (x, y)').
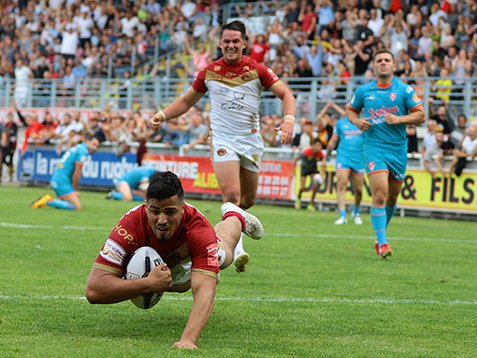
top-left (412, 93), bottom-right (420, 102)
top-left (217, 148), bottom-right (227, 156)
top-left (365, 95), bottom-right (375, 100)
top-left (368, 106), bottom-right (399, 119)
top-left (389, 93), bottom-right (396, 101)
top-left (100, 239), bottom-right (127, 265)
top-left (113, 224), bottom-right (137, 245)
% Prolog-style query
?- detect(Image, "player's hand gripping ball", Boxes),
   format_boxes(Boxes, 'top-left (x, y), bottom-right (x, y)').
top-left (124, 246), bottom-right (164, 309)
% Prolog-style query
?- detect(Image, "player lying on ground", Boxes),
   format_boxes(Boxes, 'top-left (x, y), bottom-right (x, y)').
top-left (85, 171), bottom-right (264, 349)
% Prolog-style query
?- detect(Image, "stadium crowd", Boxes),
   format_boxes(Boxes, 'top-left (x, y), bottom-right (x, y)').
top-left (1, 0), bottom-right (477, 179)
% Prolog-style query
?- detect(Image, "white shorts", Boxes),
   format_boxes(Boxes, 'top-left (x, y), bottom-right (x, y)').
top-left (210, 132), bottom-right (264, 173)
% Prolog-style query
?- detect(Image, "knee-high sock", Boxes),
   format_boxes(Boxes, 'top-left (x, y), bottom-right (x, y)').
top-left (385, 205), bottom-right (397, 227)
top-left (352, 205), bottom-right (360, 216)
top-left (47, 199), bottom-right (75, 210)
top-left (233, 233), bottom-right (245, 260)
top-left (371, 207), bottom-right (387, 245)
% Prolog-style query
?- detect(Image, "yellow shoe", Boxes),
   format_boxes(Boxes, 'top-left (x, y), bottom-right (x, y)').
top-left (31, 194), bottom-right (53, 208)
top-left (234, 252), bottom-right (250, 273)
top-left (307, 203), bottom-right (317, 212)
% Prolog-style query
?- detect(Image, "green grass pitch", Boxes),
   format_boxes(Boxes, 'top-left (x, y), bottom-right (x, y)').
top-left (0, 186), bottom-right (476, 357)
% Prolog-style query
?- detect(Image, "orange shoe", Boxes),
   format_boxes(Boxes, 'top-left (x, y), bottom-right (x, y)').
top-left (378, 243), bottom-right (393, 259)
top-left (31, 194), bottom-right (53, 208)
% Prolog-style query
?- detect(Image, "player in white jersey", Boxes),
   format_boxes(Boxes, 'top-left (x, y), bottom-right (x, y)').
top-left (150, 20), bottom-right (296, 272)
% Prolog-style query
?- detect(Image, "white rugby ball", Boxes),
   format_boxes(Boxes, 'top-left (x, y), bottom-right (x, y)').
top-left (124, 246), bottom-right (164, 309)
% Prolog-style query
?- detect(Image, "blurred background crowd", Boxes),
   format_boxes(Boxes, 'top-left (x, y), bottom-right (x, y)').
top-left (0, 0), bottom-right (476, 173)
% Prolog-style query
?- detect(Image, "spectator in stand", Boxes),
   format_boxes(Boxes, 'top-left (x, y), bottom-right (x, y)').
top-left (423, 130), bottom-right (446, 179)
top-left (406, 125), bottom-right (419, 157)
top-left (298, 3), bottom-right (317, 40)
top-left (185, 40), bottom-right (212, 78)
top-left (292, 117), bottom-right (316, 150)
top-left (355, 13), bottom-right (374, 48)
top-left (84, 112), bottom-right (106, 143)
top-left (183, 110), bottom-right (209, 153)
top-left (450, 114), bottom-right (468, 148)
top-left (429, 100), bottom-right (454, 135)
top-left (75, 8), bottom-right (94, 49)
top-left (250, 34), bottom-right (270, 64)
top-left (448, 124), bottom-right (477, 178)
top-left (60, 23), bottom-right (79, 60)
top-left (120, 9), bottom-right (141, 39)
top-left (303, 42), bottom-right (322, 76)
top-left (284, 0), bottom-right (300, 28)
top-left (260, 115), bottom-right (279, 148)
top-left (14, 59), bottom-right (33, 108)
top-left (432, 68), bottom-right (453, 102)
top-left (368, 8), bottom-right (384, 38)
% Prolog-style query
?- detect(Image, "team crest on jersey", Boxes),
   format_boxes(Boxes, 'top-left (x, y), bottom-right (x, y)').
top-left (368, 161), bottom-right (375, 171)
top-left (214, 65), bottom-right (221, 71)
top-left (217, 148), bottom-right (227, 156)
top-left (389, 93), bottom-right (396, 101)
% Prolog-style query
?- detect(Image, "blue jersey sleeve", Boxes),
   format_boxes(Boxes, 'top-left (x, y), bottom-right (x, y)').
top-left (403, 84), bottom-right (422, 112)
top-left (348, 85), bottom-right (365, 113)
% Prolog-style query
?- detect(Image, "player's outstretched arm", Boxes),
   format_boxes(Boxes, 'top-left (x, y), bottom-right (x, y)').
top-left (174, 271), bottom-right (217, 350)
top-left (150, 89), bottom-right (204, 129)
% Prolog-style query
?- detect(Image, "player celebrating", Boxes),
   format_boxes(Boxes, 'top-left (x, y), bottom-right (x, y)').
top-left (85, 171), bottom-right (264, 349)
top-left (31, 134), bottom-right (100, 210)
top-left (346, 49), bottom-right (425, 259)
top-left (149, 20), bottom-right (296, 272)
top-left (322, 104), bottom-right (365, 225)
top-left (106, 166), bottom-right (156, 201)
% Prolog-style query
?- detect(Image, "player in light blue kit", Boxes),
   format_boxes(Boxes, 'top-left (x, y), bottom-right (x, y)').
top-left (346, 49), bottom-right (425, 259)
top-left (322, 101), bottom-right (365, 225)
top-left (106, 166), bottom-right (156, 201)
top-left (32, 134), bottom-right (100, 210)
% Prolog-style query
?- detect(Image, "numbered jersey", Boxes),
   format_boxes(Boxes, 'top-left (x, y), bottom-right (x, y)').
top-left (51, 142), bottom-right (89, 181)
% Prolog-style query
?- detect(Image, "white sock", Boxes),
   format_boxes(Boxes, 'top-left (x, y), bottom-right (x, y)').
top-left (234, 233), bottom-right (246, 260)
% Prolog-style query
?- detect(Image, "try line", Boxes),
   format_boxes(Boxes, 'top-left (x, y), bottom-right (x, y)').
top-left (0, 294), bottom-right (476, 306)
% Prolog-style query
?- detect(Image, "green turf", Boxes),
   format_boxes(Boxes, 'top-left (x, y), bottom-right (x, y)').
top-left (1, 186), bottom-right (476, 357)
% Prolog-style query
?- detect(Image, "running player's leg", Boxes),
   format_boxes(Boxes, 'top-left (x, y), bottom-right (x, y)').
top-left (335, 170), bottom-right (351, 224)
top-left (368, 171), bottom-right (389, 246)
top-left (350, 172), bottom-right (364, 224)
top-left (385, 179), bottom-right (403, 227)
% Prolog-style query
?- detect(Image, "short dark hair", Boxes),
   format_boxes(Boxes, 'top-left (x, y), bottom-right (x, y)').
top-left (372, 49), bottom-right (395, 63)
top-left (146, 171), bottom-right (184, 202)
top-left (221, 20), bottom-right (247, 40)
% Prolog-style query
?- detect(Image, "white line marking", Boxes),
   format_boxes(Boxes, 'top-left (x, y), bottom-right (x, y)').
top-left (0, 294), bottom-right (475, 306)
top-left (1, 221), bottom-right (476, 244)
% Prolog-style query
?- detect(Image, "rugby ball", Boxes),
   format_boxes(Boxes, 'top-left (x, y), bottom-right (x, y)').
top-left (124, 246), bottom-right (164, 309)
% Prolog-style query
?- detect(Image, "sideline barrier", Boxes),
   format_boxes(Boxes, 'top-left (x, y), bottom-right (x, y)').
top-left (17, 144), bottom-right (477, 217)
